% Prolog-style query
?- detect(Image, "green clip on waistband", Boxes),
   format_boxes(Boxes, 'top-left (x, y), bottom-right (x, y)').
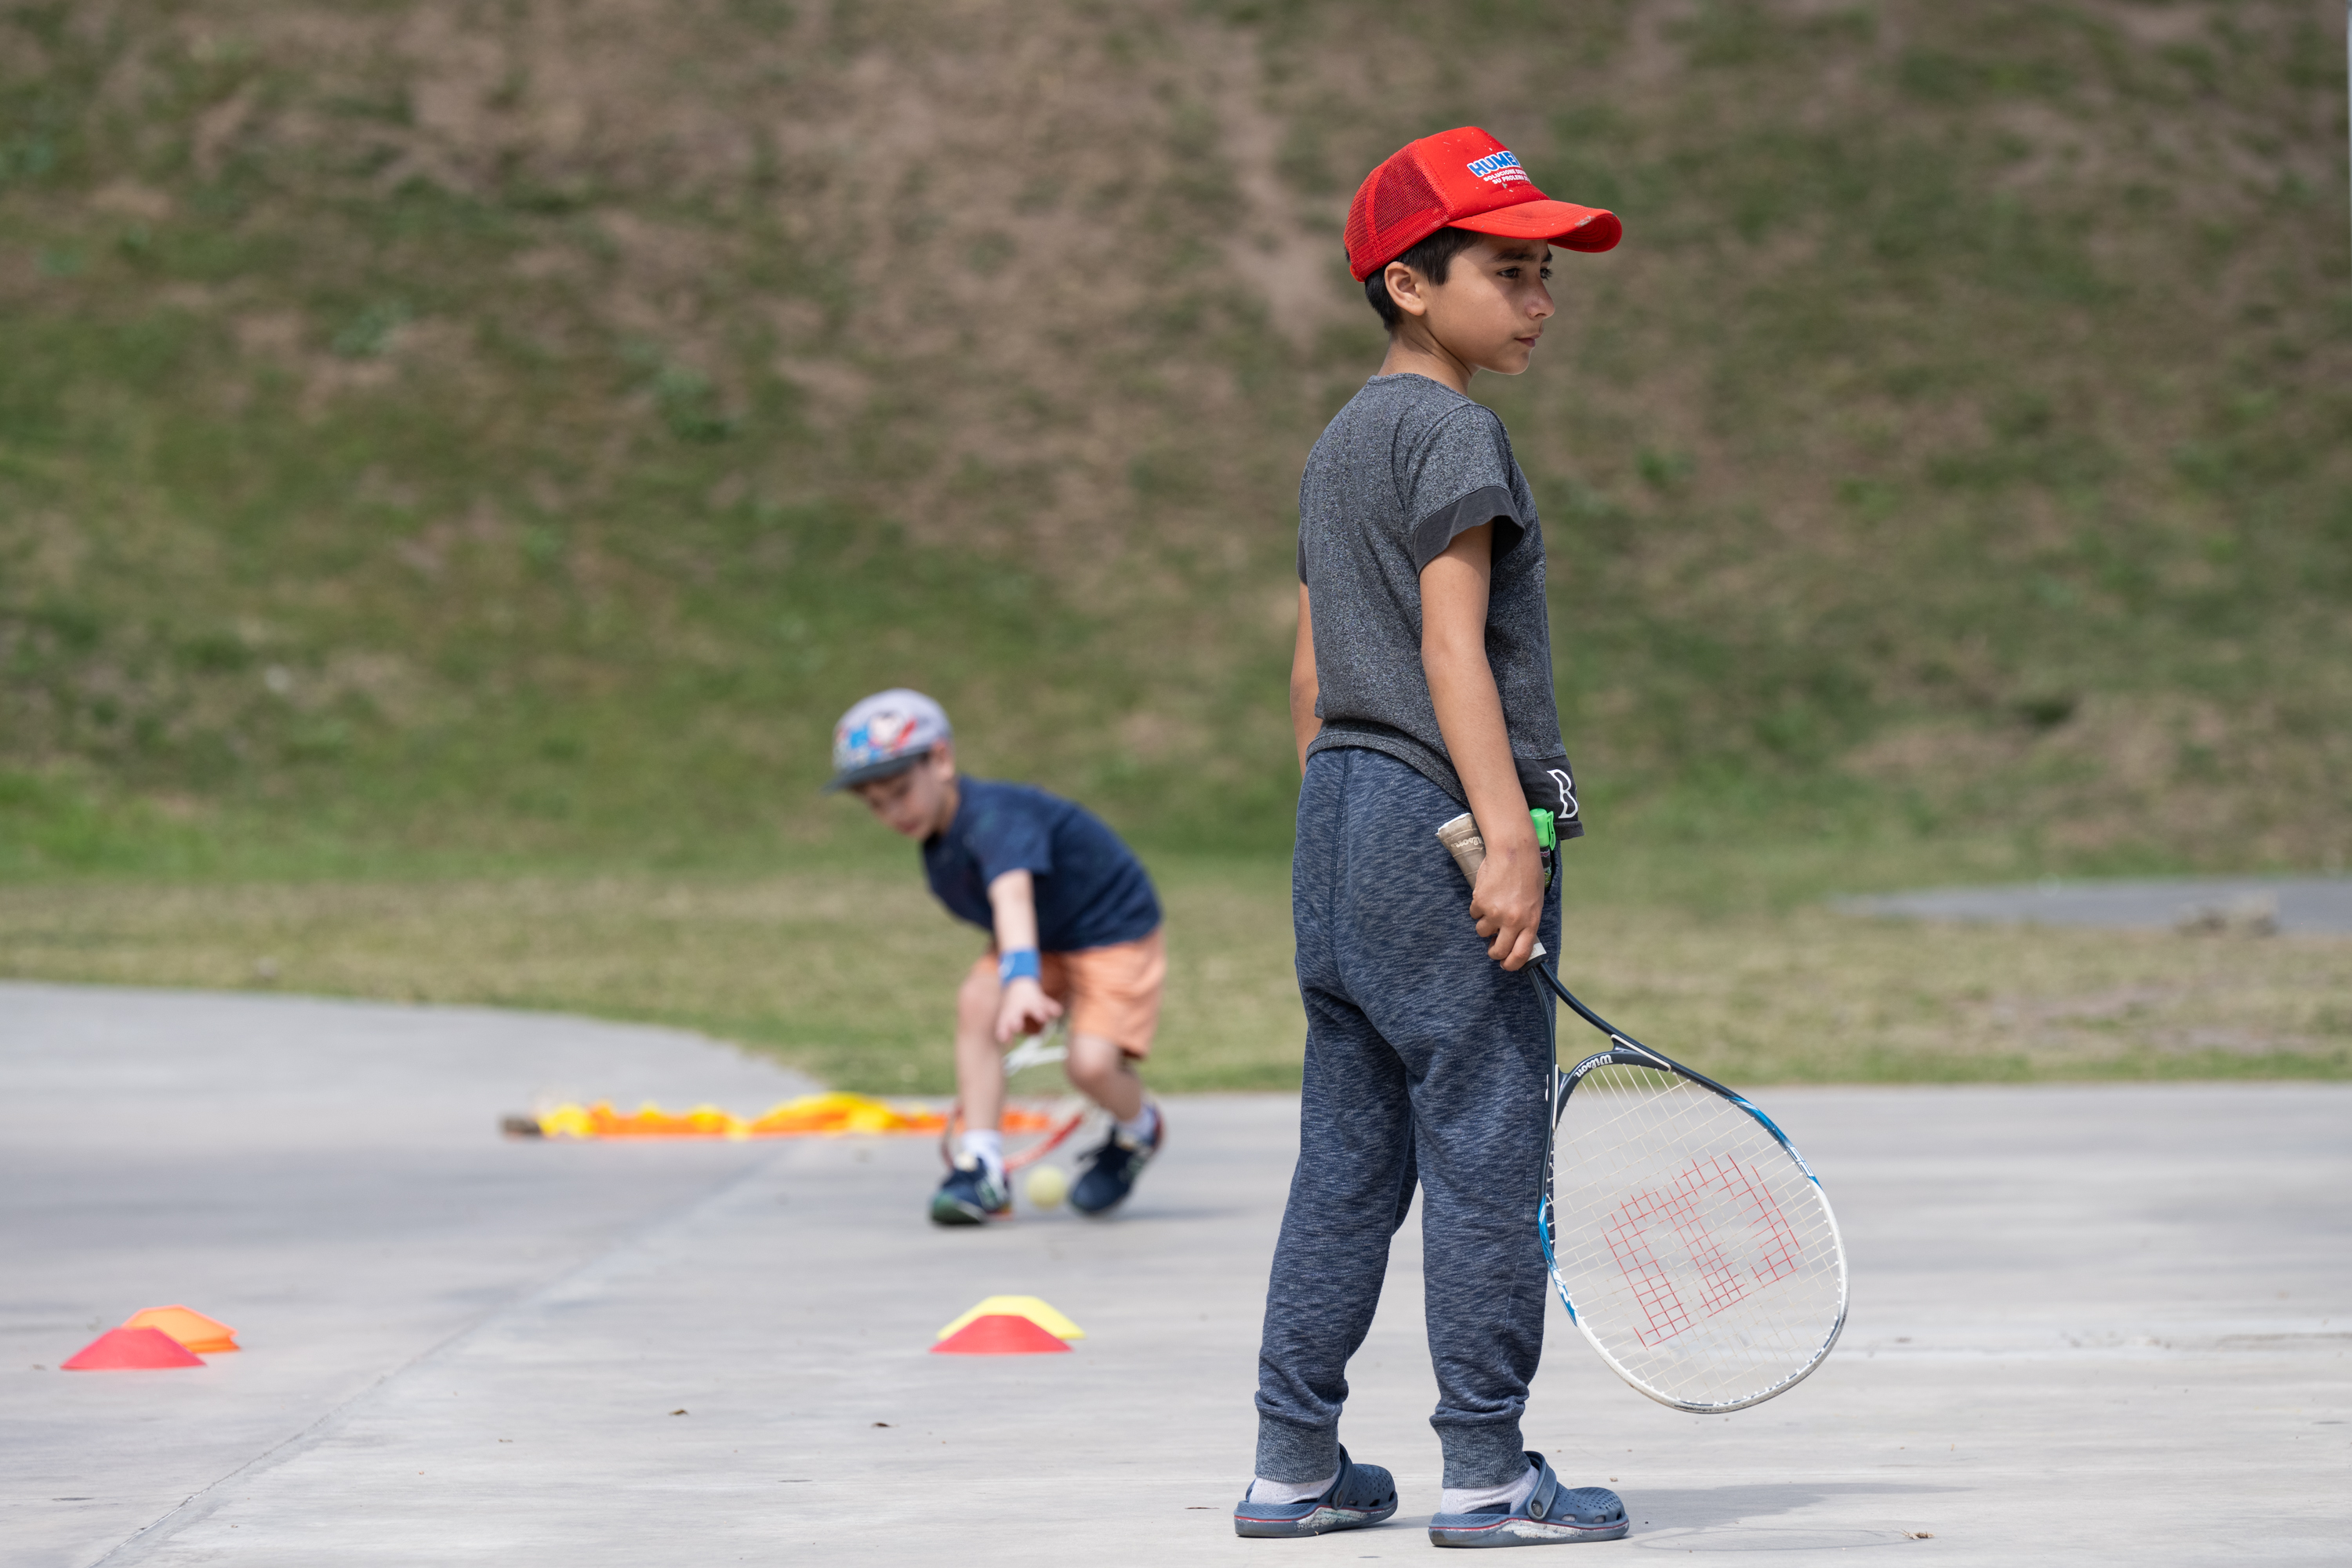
top-left (1530, 808), bottom-right (1558, 891)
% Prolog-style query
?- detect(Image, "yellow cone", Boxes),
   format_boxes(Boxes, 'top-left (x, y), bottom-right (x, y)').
top-left (122, 1305), bottom-right (239, 1354)
top-left (935, 1294), bottom-right (1084, 1341)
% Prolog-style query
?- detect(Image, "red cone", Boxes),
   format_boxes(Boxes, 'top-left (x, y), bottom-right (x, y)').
top-left (929, 1312), bottom-right (1073, 1356)
top-left (62, 1327), bottom-right (206, 1370)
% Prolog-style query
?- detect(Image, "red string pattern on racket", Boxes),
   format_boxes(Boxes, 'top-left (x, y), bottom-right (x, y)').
top-left (1602, 1190), bottom-right (1694, 1344)
top-left (1604, 1152), bottom-right (1803, 1346)
top-left (1544, 1064), bottom-right (1843, 1409)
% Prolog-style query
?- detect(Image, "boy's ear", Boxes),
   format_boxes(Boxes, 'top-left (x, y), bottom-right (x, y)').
top-left (1381, 260), bottom-right (1432, 321)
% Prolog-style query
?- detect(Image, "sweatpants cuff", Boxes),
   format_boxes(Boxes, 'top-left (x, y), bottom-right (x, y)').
top-left (1253, 1414), bottom-right (1339, 1484)
top-left (1436, 1420), bottom-right (1530, 1490)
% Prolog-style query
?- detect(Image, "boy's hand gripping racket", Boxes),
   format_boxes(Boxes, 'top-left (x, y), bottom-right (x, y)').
top-left (1437, 812), bottom-right (1848, 1414)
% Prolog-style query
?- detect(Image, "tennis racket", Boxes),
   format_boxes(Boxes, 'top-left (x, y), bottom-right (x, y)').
top-left (937, 1022), bottom-right (1096, 1174)
top-left (1436, 812), bottom-right (1848, 1414)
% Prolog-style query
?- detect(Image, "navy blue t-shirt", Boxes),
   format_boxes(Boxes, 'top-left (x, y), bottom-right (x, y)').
top-left (921, 779), bottom-right (1161, 952)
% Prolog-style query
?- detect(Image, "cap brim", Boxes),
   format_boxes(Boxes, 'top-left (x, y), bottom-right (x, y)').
top-left (821, 754), bottom-right (925, 794)
top-left (1452, 200), bottom-right (1622, 253)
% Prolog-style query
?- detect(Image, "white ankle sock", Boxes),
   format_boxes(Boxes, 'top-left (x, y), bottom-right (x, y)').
top-left (1114, 1102), bottom-right (1160, 1142)
top-left (958, 1129), bottom-right (1004, 1178)
top-left (1440, 1458), bottom-right (1539, 1517)
top-left (1247, 1469), bottom-right (1337, 1506)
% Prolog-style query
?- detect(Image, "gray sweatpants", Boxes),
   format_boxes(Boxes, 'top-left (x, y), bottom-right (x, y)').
top-left (1254, 746), bottom-right (1559, 1490)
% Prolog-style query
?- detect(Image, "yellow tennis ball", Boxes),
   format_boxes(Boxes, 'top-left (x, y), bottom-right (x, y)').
top-left (1025, 1165), bottom-right (1069, 1210)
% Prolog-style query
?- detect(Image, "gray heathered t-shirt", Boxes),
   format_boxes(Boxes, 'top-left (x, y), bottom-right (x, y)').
top-left (1297, 373), bottom-right (1582, 833)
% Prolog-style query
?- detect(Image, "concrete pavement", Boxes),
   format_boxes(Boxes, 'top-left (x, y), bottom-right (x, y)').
top-left (1, 983), bottom-right (808, 1566)
top-left (3, 982), bottom-right (2347, 1564)
top-left (1836, 876), bottom-right (2352, 934)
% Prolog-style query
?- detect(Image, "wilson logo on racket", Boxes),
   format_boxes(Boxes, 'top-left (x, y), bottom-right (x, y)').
top-left (1602, 1152), bottom-right (1806, 1348)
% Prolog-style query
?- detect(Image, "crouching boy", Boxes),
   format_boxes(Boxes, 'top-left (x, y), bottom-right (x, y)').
top-left (826, 688), bottom-right (1167, 1225)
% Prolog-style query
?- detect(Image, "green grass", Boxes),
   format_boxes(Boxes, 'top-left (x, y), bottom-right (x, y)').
top-left (3, 848), bottom-right (2343, 1093)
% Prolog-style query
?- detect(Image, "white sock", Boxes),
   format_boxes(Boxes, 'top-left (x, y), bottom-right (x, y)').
top-left (958, 1129), bottom-right (1004, 1178)
top-left (1114, 1102), bottom-right (1160, 1142)
top-left (1247, 1469), bottom-right (1337, 1506)
top-left (1440, 1458), bottom-right (1539, 1517)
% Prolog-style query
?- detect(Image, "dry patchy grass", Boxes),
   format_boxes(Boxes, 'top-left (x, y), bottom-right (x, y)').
top-left (2, 865), bottom-right (2343, 1092)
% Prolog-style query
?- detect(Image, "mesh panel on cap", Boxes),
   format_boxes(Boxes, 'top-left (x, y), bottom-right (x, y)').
top-left (1370, 158), bottom-right (1443, 252)
top-left (1343, 198), bottom-right (1375, 275)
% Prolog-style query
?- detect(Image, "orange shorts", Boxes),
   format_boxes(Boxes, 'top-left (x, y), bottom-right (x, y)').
top-left (973, 928), bottom-right (1166, 1059)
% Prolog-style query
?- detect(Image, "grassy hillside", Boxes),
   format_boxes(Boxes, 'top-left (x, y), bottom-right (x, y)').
top-left (2, 0), bottom-right (2348, 879)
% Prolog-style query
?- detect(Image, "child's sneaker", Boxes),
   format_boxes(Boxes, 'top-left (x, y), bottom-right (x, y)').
top-left (1232, 1446), bottom-right (1398, 1537)
top-left (928, 1160), bottom-right (1011, 1226)
top-left (1428, 1453), bottom-right (1626, 1548)
top-left (1069, 1104), bottom-right (1163, 1215)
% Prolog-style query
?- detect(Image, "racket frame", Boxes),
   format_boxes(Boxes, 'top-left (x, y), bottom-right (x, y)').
top-left (1535, 975), bottom-right (1849, 1413)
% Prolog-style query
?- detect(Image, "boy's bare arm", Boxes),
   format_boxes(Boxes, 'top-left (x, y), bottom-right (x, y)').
top-left (987, 869), bottom-right (1041, 953)
top-left (1290, 583), bottom-right (1320, 773)
top-left (985, 869), bottom-right (1064, 1043)
top-left (1421, 524), bottom-right (1544, 971)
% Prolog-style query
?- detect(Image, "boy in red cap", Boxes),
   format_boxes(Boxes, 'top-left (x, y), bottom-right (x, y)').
top-left (1234, 129), bottom-right (1628, 1546)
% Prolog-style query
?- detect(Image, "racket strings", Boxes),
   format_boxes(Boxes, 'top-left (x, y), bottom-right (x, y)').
top-left (1543, 1064), bottom-right (1843, 1410)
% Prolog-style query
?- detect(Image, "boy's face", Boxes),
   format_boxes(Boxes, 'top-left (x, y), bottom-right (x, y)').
top-left (1388, 238), bottom-right (1556, 376)
top-left (851, 745), bottom-right (957, 839)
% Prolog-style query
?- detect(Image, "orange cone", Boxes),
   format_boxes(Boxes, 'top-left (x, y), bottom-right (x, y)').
top-left (929, 1313), bottom-right (1073, 1356)
top-left (122, 1305), bottom-right (238, 1354)
top-left (62, 1327), bottom-right (205, 1370)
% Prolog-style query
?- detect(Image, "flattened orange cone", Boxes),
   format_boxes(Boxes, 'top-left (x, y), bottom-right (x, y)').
top-left (929, 1313), bottom-right (1073, 1356)
top-left (122, 1305), bottom-right (238, 1354)
top-left (62, 1327), bottom-right (205, 1370)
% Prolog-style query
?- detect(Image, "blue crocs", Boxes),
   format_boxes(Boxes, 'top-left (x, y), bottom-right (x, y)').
top-left (1069, 1104), bottom-right (1163, 1216)
top-left (927, 1160), bottom-right (1010, 1226)
top-left (1428, 1453), bottom-right (1626, 1548)
top-left (1232, 1446), bottom-right (1399, 1538)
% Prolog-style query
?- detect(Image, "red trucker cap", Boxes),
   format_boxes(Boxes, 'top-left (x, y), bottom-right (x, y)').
top-left (1344, 126), bottom-right (1622, 281)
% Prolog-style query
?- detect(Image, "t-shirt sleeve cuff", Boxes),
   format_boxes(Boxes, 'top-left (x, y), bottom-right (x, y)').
top-left (978, 855), bottom-right (1054, 886)
top-left (1410, 484), bottom-right (1524, 572)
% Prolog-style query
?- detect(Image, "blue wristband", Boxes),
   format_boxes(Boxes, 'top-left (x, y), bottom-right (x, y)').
top-left (998, 948), bottom-right (1041, 984)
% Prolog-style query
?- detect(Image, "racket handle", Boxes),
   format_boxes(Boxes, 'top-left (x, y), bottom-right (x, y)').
top-left (1436, 812), bottom-right (1548, 960)
top-left (1436, 811), bottom-right (1486, 880)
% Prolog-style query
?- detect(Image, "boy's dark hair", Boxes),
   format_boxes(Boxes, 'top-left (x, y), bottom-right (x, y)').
top-left (1363, 226), bottom-right (1483, 331)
